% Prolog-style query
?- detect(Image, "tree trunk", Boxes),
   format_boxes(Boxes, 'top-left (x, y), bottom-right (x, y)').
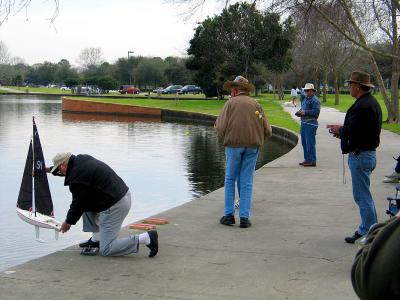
top-left (389, 0), bottom-right (400, 123)
top-left (368, 54), bottom-right (397, 122)
top-left (333, 73), bottom-right (340, 105)
top-left (390, 70), bottom-right (400, 122)
top-left (322, 71), bottom-right (328, 103)
top-left (277, 73), bottom-right (284, 100)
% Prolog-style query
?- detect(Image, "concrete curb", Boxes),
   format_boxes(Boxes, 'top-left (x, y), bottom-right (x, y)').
top-left (1, 103), bottom-right (399, 300)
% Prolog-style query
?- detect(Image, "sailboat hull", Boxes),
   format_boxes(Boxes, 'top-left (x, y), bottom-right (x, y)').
top-left (16, 207), bottom-right (61, 230)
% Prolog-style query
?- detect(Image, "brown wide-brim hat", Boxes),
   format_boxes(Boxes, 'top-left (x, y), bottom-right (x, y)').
top-left (223, 75), bottom-right (255, 92)
top-left (346, 71), bottom-right (375, 88)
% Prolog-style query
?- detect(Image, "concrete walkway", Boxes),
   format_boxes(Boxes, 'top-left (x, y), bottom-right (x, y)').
top-left (1, 105), bottom-right (399, 300)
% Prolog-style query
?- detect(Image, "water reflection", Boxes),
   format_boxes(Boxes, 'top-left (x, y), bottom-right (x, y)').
top-left (0, 95), bottom-right (293, 272)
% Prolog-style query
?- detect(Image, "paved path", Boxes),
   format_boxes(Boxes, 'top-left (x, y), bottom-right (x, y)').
top-left (1, 104), bottom-right (399, 300)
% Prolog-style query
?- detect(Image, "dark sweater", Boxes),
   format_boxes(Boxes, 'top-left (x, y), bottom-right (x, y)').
top-left (351, 217), bottom-right (400, 300)
top-left (64, 155), bottom-right (129, 225)
top-left (339, 92), bottom-right (382, 154)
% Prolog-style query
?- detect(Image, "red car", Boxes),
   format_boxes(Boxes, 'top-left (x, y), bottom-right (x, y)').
top-left (119, 85), bottom-right (140, 94)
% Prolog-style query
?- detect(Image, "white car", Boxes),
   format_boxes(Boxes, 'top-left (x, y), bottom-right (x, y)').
top-left (60, 86), bottom-right (71, 91)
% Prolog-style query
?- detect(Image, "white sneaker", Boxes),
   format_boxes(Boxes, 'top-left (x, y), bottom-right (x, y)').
top-left (383, 177), bottom-right (399, 183)
top-left (355, 236), bottom-right (367, 250)
top-left (385, 172), bottom-right (400, 179)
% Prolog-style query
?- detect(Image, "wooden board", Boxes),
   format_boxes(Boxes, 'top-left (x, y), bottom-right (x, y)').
top-left (129, 223), bottom-right (156, 230)
top-left (143, 218), bottom-right (170, 225)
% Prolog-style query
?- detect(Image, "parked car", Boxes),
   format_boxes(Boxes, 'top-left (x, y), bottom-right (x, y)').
top-left (153, 87), bottom-right (164, 93)
top-left (119, 85), bottom-right (140, 94)
top-left (73, 86), bottom-right (101, 95)
top-left (179, 85), bottom-right (202, 94)
top-left (60, 86), bottom-right (71, 91)
top-left (161, 85), bottom-right (183, 94)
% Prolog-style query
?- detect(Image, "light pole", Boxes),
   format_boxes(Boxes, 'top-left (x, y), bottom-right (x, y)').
top-left (128, 51), bottom-right (134, 85)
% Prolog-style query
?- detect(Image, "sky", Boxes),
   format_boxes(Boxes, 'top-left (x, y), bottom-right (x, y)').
top-left (0, 0), bottom-right (223, 66)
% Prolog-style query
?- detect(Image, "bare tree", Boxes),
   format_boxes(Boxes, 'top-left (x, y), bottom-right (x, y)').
top-left (270, 0), bottom-right (400, 122)
top-left (0, 0), bottom-right (60, 26)
top-left (9, 56), bottom-right (26, 65)
top-left (0, 41), bottom-right (10, 64)
top-left (294, 3), bottom-right (358, 104)
top-left (77, 47), bottom-right (104, 69)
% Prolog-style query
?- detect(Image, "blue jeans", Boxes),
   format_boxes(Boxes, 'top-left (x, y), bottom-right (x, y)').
top-left (300, 122), bottom-right (317, 163)
top-left (348, 151), bottom-right (377, 235)
top-left (224, 147), bottom-right (259, 219)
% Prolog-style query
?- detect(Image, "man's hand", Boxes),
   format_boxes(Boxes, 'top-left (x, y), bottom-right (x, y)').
top-left (60, 221), bottom-right (71, 233)
top-left (295, 109), bottom-right (305, 117)
top-left (327, 124), bottom-right (342, 138)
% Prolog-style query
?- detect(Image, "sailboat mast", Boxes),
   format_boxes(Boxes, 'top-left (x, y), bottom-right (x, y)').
top-left (32, 117), bottom-right (36, 216)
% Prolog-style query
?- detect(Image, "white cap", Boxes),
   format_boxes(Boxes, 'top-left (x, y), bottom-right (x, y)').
top-left (51, 152), bottom-right (71, 173)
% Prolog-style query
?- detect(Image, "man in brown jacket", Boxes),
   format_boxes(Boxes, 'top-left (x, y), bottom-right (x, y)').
top-left (215, 75), bottom-right (272, 228)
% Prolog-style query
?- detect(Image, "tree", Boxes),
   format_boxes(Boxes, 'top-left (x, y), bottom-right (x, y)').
top-left (135, 57), bottom-right (165, 89)
top-left (54, 59), bottom-right (78, 85)
top-left (290, 2), bottom-right (358, 103)
top-left (0, 1), bottom-right (59, 26)
top-left (77, 47), bottom-right (104, 69)
top-left (97, 76), bottom-right (118, 93)
top-left (13, 74), bottom-right (23, 86)
top-left (28, 62), bottom-right (57, 86)
top-left (270, 0), bottom-right (400, 122)
top-left (164, 57), bottom-right (192, 86)
top-left (187, 2), bottom-right (294, 98)
top-left (114, 56), bottom-right (139, 85)
top-left (0, 41), bottom-right (10, 64)
top-left (64, 77), bottom-right (80, 88)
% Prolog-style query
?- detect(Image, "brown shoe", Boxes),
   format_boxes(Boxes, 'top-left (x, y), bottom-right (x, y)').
top-left (302, 162), bottom-right (316, 167)
top-left (299, 161), bottom-right (306, 165)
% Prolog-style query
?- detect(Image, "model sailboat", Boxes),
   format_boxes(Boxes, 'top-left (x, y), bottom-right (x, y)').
top-left (16, 117), bottom-right (61, 240)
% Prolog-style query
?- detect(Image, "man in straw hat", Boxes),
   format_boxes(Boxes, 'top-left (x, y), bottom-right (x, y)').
top-left (327, 70), bottom-right (382, 244)
top-left (215, 75), bottom-right (272, 228)
top-left (49, 152), bottom-right (158, 257)
top-left (295, 83), bottom-right (321, 167)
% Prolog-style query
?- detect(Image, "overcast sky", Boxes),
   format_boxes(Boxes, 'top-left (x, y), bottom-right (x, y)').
top-left (0, 0), bottom-right (223, 66)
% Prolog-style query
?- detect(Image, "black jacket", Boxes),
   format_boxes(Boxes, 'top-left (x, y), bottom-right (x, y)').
top-left (64, 155), bottom-right (129, 225)
top-left (339, 92), bottom-right (382, 154)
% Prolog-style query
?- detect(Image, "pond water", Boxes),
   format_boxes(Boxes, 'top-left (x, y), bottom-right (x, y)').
top-left (0, 95), bottom-right (293, 271)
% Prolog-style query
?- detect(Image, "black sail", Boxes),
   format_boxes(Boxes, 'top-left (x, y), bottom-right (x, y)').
top-left (17, 141), bottom-right (33, 211)
top-left (33, 119), bottom-right (53, 216)
top-left (32, 118), bottom-right (54, 216)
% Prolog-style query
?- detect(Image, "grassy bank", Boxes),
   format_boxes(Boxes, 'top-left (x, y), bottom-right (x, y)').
top-left (318, 94), bottom-right (400, 134)
top-left (77, 95), bottom-right (300, 133)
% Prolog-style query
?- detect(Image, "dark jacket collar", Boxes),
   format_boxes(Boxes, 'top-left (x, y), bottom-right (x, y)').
top-left (64, 154), bottom-right (75, 186)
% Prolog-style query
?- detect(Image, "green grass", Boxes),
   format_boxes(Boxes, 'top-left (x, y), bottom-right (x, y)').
top-left (319, 94), bottom-right (400, 134)
top-left (2, 86), bottom-right (64, 94)
top-left (77, 94), bottom-right (300, 132)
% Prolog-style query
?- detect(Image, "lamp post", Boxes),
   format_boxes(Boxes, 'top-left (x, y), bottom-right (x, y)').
top-left (128, 51), bottom-right (134, 85)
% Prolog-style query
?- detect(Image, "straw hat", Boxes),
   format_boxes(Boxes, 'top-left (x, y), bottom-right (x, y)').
top-left (346, 71), bottom-right (374, 88)
top-left (223, 75), bottom-right (255, 92)
top-left (51, 152), bottom-right (71, 173)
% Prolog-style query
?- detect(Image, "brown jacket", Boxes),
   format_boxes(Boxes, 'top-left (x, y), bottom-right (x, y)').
top-left (215, 94), bottom-right (272, 147)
